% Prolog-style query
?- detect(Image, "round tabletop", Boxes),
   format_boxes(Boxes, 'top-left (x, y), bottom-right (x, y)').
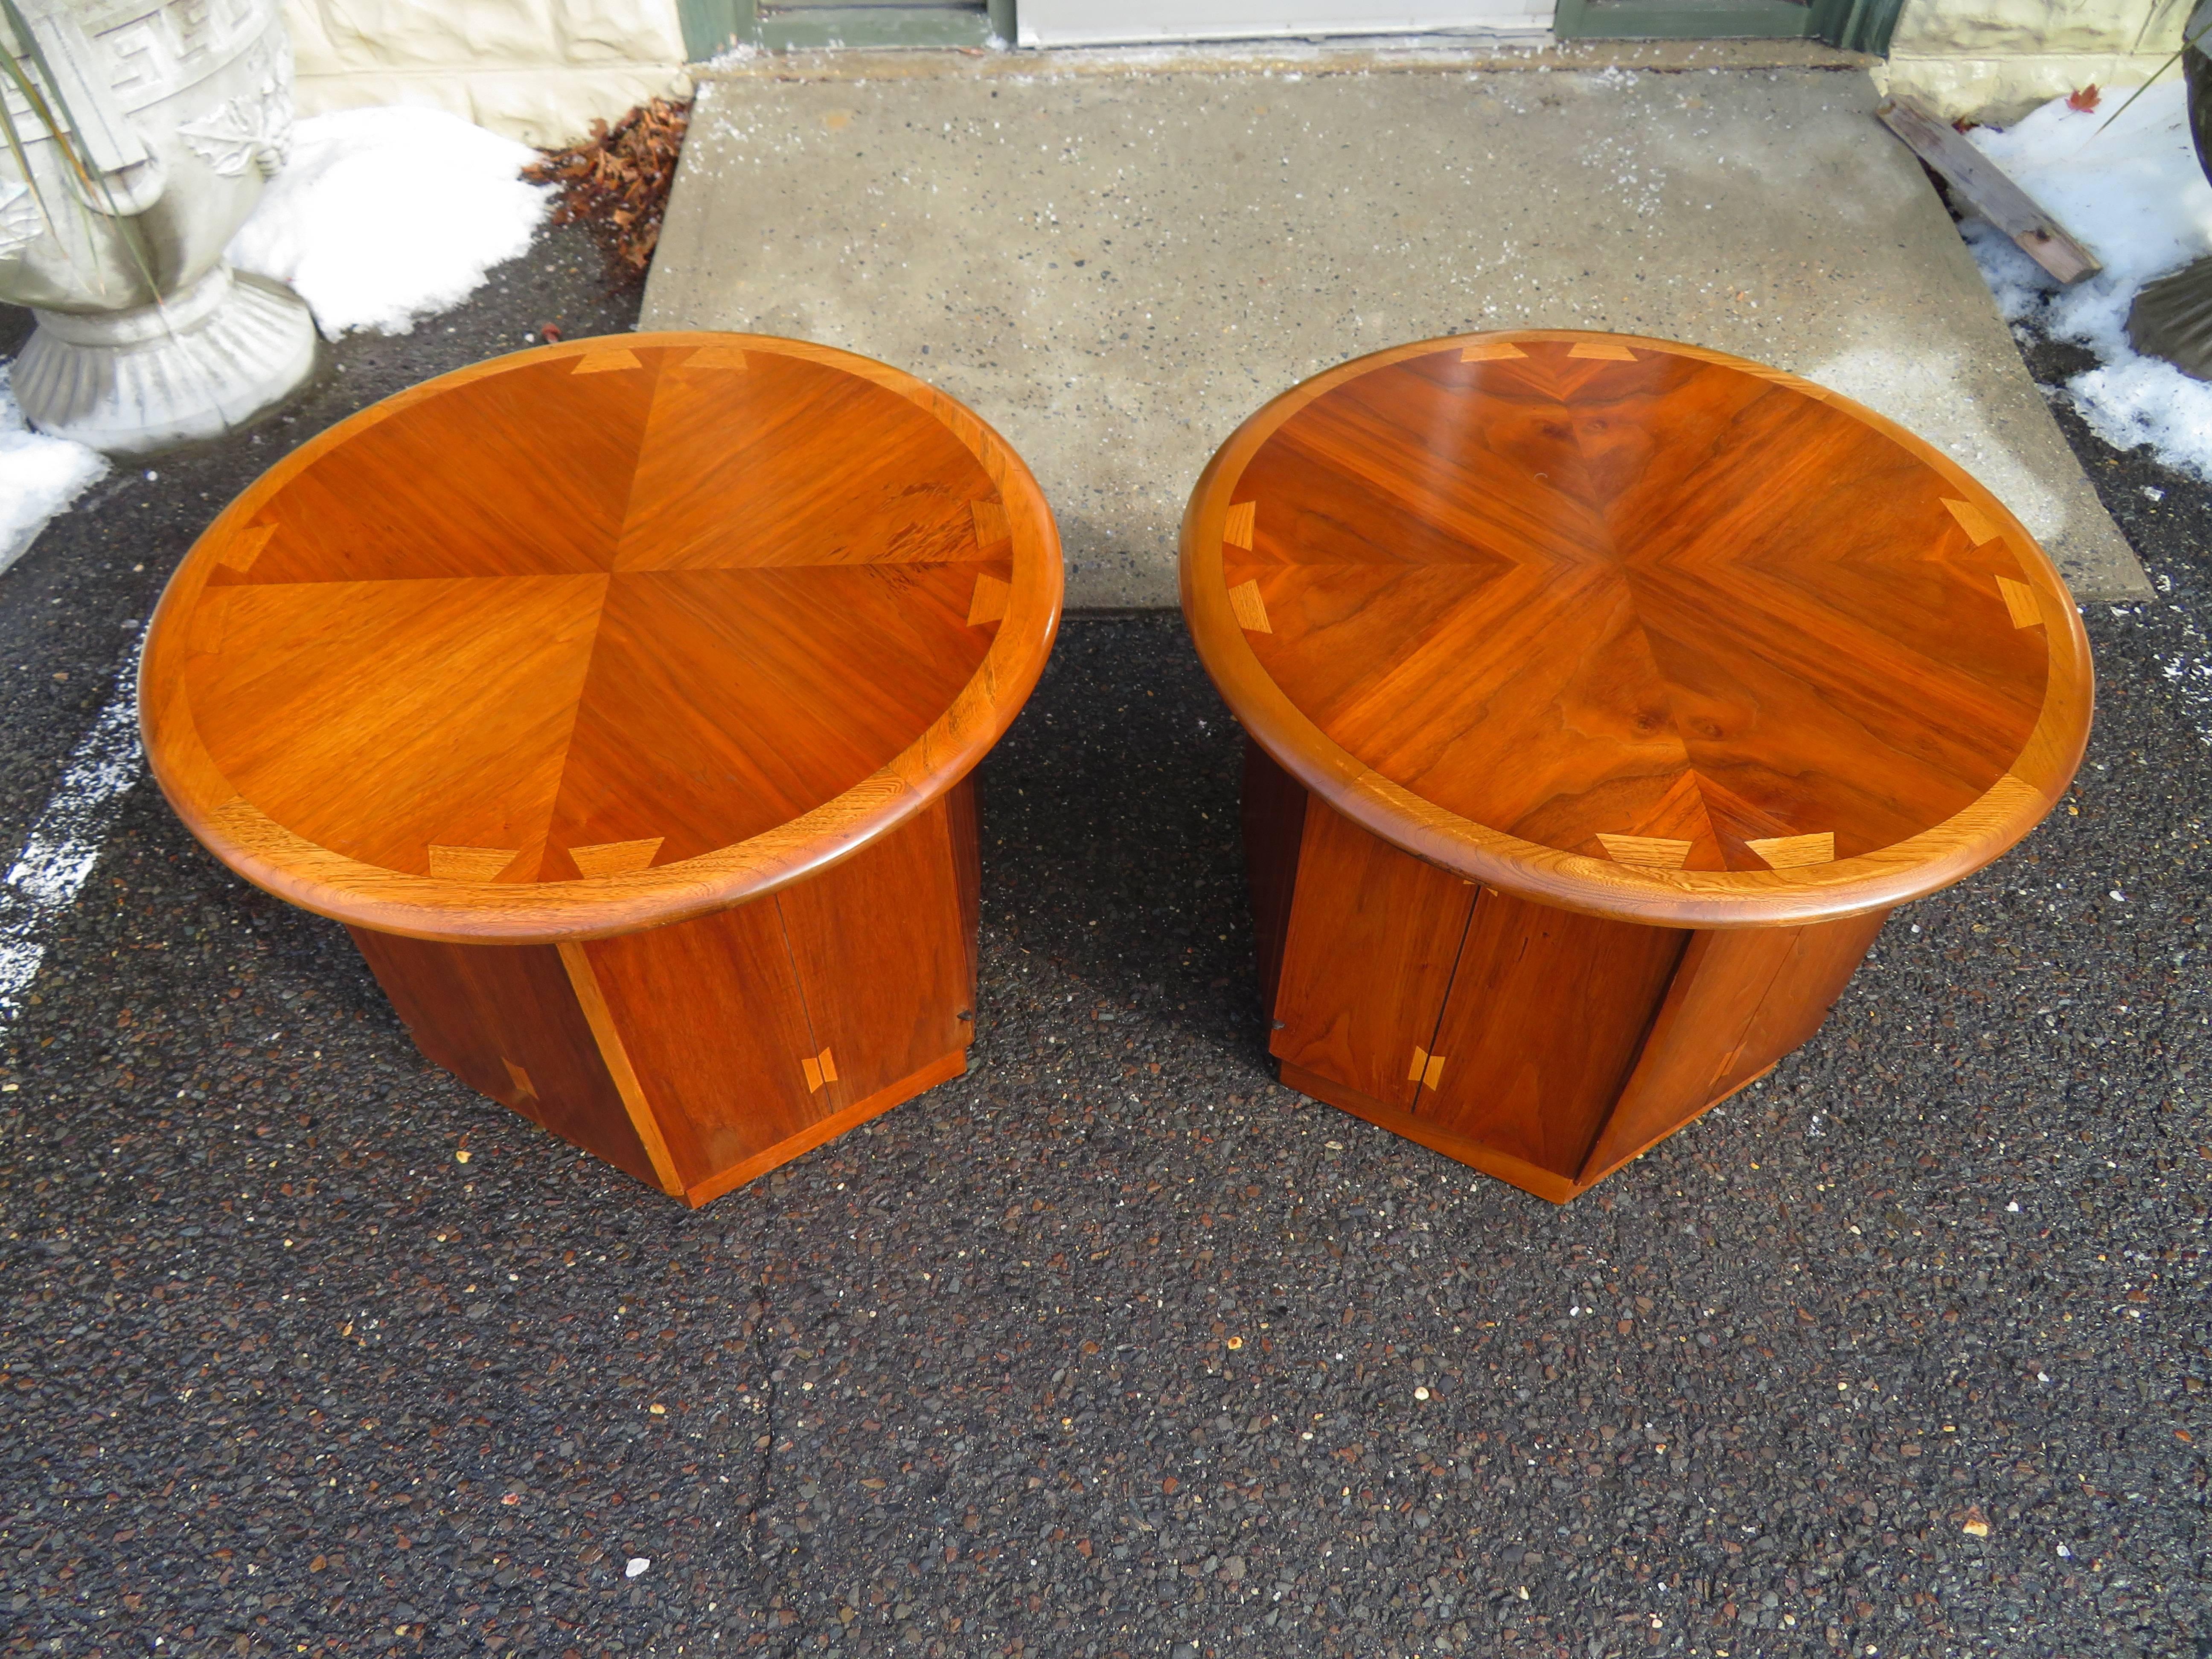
top-left (1181, 330), bottom-right (2094, 928)
top-left (142, 333), bottom-right (1062, 943)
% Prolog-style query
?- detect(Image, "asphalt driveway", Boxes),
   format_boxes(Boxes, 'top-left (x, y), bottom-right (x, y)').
top-left (1, 226), bottom-right (2208, 1659)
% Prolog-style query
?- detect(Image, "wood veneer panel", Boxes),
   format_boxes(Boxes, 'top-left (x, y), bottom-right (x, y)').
top-left (347, 927), bottom-right (661, 1190)
top-left (538, 563), bottom-right (997, 876)
top-left (776, 799), bottom-right (971, 1111)
top-left (227, 353), bottom-right (658, 583)
top-left (1416, 889), bottom-right (1688, 1182)
top-left (183, 577), bottom-right (606, 883)
top-left (1181, 329), bottom-right (2093, 928)
top-left (1270, 800), bottom-right (1474, 1110)
top-left (1578, 908), bottom-right (1889, 1185)
top-left (577, 897), bottom-right (826, 1191)
top-left (1241, 738), bottom-right (1308, 1015)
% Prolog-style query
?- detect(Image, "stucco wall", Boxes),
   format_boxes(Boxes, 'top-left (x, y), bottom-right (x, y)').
top-left (285, 0), bottom-right (692, 146)
top-left (1874, 0), bottom-right (2190, 121)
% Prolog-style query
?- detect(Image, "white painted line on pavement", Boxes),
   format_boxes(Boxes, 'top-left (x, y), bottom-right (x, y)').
top-left (0, 655), bottom-right (145, 1018)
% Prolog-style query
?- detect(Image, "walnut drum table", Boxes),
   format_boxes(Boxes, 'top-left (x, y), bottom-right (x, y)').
top-left (1181, 330), bottom-right (2093, 1203)
top-left (141, 333), bottom-right (1061, 1207)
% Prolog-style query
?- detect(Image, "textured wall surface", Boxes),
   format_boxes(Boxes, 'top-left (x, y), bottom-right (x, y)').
top-left (285, 0), bottom-right (690, 145)
top-left (1879, 0), bottom-right (2187, 120)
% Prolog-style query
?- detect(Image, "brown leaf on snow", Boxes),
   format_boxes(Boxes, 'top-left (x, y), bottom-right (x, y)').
top-left (2067, 83), bottom-right (2102, 111)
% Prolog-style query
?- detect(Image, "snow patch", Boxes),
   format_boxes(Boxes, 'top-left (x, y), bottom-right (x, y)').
top-left (1959, 81), bottom-right (2212, 481)
top-left (0, 366), bottom-right (108, 573)
top-left (228, 106), bottom-right (553, 340)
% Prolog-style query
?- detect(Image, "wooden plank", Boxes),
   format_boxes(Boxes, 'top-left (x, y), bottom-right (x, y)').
top-left (1876, 97), bottom-right (2100, 284)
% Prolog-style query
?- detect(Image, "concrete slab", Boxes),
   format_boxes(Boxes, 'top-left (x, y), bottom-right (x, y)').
top-left (646, 53), bottom-right (2149, 604)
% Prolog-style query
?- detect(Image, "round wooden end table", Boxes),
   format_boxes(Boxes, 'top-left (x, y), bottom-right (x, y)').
top-left (1181, 330), bottom-right (2092, 1203)
top-left (142, 333), bottom-right (1061, 1207)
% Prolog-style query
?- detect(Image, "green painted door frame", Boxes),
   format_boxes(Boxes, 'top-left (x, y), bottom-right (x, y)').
top-left (1555, 0), bottom-right (1902, 49)
top-left (677, 0), bottom-right (1892, 65)
top-left (676, 0), bottom-right (1010, 58)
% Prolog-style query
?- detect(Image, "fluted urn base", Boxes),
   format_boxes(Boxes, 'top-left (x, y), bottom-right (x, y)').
top-left (13, 265), bottom-right (317, 456)
top-left (2129, 254), bottom-right (2212, 384)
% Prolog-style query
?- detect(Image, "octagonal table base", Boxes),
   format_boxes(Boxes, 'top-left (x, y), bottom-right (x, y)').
top-left (349, 782), bottom-right (981, 1208)
top-left (1244, 746), bottom-right (1888, 1202)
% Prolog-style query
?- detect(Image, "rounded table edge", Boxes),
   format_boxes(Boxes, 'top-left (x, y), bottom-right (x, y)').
top-left (139, 331), bottom-right (1065, 945)
top-left (1178, 328), bottom-right (2095, 930)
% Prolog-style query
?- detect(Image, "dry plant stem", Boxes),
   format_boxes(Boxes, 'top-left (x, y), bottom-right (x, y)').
top-left (527, 99), bottom-right (691, 279)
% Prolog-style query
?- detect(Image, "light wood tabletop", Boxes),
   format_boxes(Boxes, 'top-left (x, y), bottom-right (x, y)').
top-left (1182, 330), bottom-right (2094, 929)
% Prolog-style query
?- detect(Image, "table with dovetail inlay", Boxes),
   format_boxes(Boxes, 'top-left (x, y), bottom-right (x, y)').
top-left (141, 333), bottom-right (1061, 1207)
top-left (1181, 330), bottom-right (2093, 1203)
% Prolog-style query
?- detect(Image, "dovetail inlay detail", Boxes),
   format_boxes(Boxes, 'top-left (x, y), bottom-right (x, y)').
top-left (502, 1058), bottom-right (537, 1100)
top-left (572, 349), bottom-right (643, 374)
top-left (1567, 341), bottom-right (1638, 360)
top-left (971, 497), bottom-right (1011, 548)
top-left (1745, 832), bottom-right (1836, 870)
top-left (570, 838), bottom-right (664, 877)
top-left (968, 573), bottom-right (1011, 627)
top-left (1460, 342), bottom-right (1526, 361)
top-left (1222, 501), bottom-right (1257, 550)
top-left (681, 345), bottom-right (748, 370)
top-left (1942, 497), bottom-right (1998, 544)
top-left (1995, 575), bottom-right (2042, 629)
top-left (427, 845), bottom-right (520, 881)
top-left (1596, 833), bottom-right (1693, 870)
top-left (218, 523), bottom-right (278, 573)
top-left (1228, 579), bottom-right (1272, 634)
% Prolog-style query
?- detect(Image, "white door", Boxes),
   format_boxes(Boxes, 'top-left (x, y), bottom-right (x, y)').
top-left (1017, 0), bottom-right (1553, 46)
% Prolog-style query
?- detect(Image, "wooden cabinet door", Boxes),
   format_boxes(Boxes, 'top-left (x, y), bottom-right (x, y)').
top-left (578, 898), bottom-right (827, 1191)
top-left (1270, 799), bottom-right (1474, 1109)
top-left (776, 796), bottom-right (971, 1112)
top-left (1414, 888), bottom-right (1687, 1184)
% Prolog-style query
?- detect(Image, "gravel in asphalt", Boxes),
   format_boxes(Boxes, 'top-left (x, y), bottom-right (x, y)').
top-left (1, 231), bottom-right (2208, 1659)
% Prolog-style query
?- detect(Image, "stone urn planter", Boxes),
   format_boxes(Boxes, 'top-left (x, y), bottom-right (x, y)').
top-left (0, 0), bottom-right (314, 454)
top-left (2127, 0), bottom-right (2212, 378)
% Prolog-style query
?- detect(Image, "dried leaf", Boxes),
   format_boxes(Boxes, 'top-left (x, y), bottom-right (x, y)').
top-left (529, 97), bottom-right (692, 279)
top-left (2066, 83), bottom-right (2101, 112)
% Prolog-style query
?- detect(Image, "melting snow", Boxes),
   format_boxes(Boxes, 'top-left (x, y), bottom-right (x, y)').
top-left (1959, 80), bottom-right (2212, 481)
top-left (0, 364), bottom-right (106, 575)
top-left (228, 105), bottom-right (553, 340)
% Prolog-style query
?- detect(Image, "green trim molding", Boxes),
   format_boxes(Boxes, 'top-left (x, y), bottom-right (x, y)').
top-left (678, 0), bottom-right (1896, 68)
top-left (678, 0), bottom-right (1001, 59)
top-left (1555, 0), bottom-right (1902, 50)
